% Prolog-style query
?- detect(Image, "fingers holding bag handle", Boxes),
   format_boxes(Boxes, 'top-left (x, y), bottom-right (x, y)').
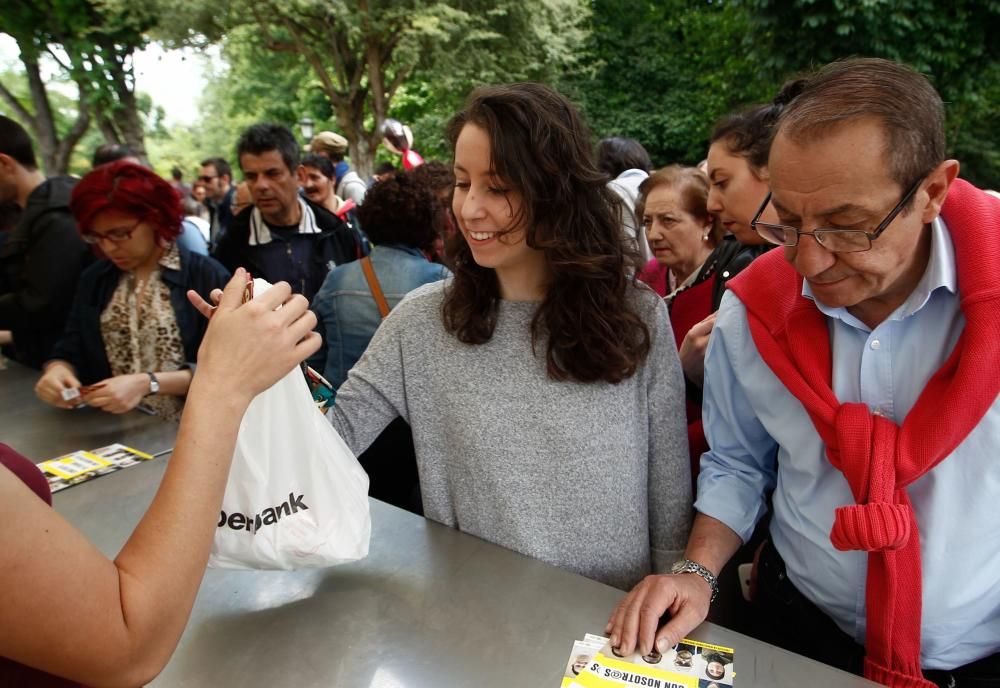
top-left (192, 269), bottom-right (322, 404)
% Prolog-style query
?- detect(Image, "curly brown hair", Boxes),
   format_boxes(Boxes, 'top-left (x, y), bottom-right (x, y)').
top-left (442, 83), bottom-right (650, 384)
top-left (356, 171), bottom-right (442, 251)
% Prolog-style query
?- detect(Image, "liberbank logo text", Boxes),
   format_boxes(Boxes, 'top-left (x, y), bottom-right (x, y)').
top-left (218, 492), bottom-right (309, 534)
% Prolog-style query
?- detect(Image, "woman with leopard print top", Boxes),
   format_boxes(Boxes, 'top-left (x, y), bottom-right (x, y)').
top-left (35, 162), bottom-right (230, 422)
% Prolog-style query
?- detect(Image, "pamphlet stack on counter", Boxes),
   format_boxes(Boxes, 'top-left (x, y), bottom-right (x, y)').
top-left (39, 443), bottom-right (159, 493)
top-left (562, 633), bottom-right (735, 688)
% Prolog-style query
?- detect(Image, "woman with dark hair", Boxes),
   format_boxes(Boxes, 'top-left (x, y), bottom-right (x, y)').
top-left (315, 83), bottom-right (690, 588)
top-left (410, 160), bottom-right (458, 265)
top-left (195, 84), bottom-right (691, 586)
top-left (675, 82), bottom-right (806, 394)
top-left (596, 137), bottom-right (653, 180)
top-left (35, 161), bottom-right (230, 422)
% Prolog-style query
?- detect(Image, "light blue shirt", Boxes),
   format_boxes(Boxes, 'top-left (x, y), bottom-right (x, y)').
top-left (696, 217), bottom-right (1000, 669)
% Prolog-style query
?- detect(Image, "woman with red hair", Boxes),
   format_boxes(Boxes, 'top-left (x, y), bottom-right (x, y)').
top-left (35, 162), bottom-right (230, 421)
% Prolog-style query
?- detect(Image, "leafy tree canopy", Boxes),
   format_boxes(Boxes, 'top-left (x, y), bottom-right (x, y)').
top-left (158, 0), bottom-right (588, 176)
top-left (561, 0), bottom-right (780, 168)
top-left (745, 0), bottom-right (1000, 186)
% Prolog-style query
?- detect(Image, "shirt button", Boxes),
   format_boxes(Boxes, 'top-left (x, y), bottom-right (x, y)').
top-left (870, 339), bottom-right (881, 350)
top-left (722, 271), bottom-right (731, 278)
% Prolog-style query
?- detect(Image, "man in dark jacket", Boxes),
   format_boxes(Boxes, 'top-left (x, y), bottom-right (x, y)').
top-left (214, 123), bottom-right (360, 300)
top-left (198, 156), bottom-right (235, 248)
top-left (0, 116), bottom-right (93, 369)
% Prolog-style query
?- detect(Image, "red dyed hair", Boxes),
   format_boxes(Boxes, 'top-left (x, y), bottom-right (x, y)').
top-left (70, 161), bottom-right (184, 242)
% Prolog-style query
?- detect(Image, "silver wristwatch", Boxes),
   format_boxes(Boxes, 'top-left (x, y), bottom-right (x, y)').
top-left (146, 371), bottom-right (160, 395)
top-left (671, 558), bottom-right (719, 602)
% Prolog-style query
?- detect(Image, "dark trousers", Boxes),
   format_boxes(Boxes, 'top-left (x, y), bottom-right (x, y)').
top-left (753, 540), bottom-right (1000, 688)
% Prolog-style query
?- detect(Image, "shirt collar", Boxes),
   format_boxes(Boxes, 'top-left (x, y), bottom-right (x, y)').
top-left (802, 216), bottom-right (957, 327)
top-left (248, 197), bottom-right (320, 246)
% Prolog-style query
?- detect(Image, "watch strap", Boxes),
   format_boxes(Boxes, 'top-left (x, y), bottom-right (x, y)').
top-left (672, 558), bottom-right (719, 602)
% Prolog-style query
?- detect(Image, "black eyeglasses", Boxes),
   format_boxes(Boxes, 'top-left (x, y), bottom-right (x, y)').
top-left (750, 176), bottom-right (926, 253)
top-left (82, 218), bottom-right (142, 245)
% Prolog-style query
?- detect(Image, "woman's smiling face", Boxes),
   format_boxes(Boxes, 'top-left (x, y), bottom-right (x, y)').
top-left (452, 123), bottom-right (547, 294)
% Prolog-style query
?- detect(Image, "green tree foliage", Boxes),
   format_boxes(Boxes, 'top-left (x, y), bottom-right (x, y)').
top-left (204, 26), bottom-right (334, 151)
top-left (398, 0), bottom-right (587, 164)
top-left (173, 0), bottom-right (587, 177)
top-left (0, 3), bottom-right (92, 174)
top-left (70, 0), bottom-right (157, 161)
top-left (562, 0), bottom-right (781, 168)
top-left (745, 0), bottom-right (1000, 186)
top-left (1, 0), bottom-right (156, 172)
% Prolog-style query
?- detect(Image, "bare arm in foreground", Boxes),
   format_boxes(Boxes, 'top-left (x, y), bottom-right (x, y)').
top-left (0, 269), bottom-right (320, 687)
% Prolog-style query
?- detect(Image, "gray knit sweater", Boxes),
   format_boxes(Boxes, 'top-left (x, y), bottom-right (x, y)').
top-left (328, 280), bottom-right (692, 590)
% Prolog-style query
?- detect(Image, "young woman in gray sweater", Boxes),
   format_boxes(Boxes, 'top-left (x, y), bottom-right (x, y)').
top-left (196, 84), bottom-right (693, 590)
top-left (322, 83), bottom-right (693, 590)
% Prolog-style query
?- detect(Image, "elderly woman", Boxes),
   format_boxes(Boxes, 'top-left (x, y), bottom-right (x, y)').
top-left (637, 166), bottom-right (725, 482)
top-left (35, 161), bottom-right (230, 422)
top-left (639, 166), bottom-right (723, 306)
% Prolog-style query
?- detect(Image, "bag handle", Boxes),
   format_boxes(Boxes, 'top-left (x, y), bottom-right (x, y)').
top-left (360, 256), bottom-right (391, 320)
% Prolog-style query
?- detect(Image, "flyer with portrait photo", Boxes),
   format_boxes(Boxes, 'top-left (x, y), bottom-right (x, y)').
top-left (39, 443), bottom-right (158, 493)
top-left (571, 637), bottom-right (736, 688)
top-left (562, 639), bottom-right (607, 687)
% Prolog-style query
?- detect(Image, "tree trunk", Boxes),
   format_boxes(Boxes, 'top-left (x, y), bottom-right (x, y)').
top-left (340, 96), bottom-right (375, 180)
top-left (96, 107), bottom-right (122, 144)
top-left (115, 90), bottom-right (148, 162)
top-left (21, 53), bottom-right (59, 175)
top-left (103, 45), bottom-right (148, 162)
top-left (53, 105), bottom-right (90, 174)
top-left (1, 43), bottom-right (90, 176)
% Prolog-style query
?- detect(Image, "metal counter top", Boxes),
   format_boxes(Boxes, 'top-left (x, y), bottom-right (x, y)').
top-left (0, 359), bottom-right (177, 461)
top-left (2, 358), bottom-right (878, 687)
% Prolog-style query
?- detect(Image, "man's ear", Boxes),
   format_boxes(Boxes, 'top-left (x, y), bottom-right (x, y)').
top-left (0, 152), bottom-right (18, 176)
top-left (920, 159), bottom-right (960, 224)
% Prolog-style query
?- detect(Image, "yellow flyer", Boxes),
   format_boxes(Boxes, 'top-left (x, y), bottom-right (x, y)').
top-left (575, 639), bottom-right (735, 688)
top-left (40, 443), bottom-right (159, 492)
top-left (39, 451), bottom-right (113, 480)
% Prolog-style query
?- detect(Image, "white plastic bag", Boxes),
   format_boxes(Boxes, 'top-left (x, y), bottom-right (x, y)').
top-left (209, 279), bottom-right (371, 570)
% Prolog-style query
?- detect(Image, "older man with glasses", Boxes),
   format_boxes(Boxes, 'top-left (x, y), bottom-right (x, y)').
top-left (608, 57), bottom-right (1000, 688)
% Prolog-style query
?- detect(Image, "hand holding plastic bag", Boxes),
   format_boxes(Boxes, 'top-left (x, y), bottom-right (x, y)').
top-left (208, 279), bottom-right (371, 570)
